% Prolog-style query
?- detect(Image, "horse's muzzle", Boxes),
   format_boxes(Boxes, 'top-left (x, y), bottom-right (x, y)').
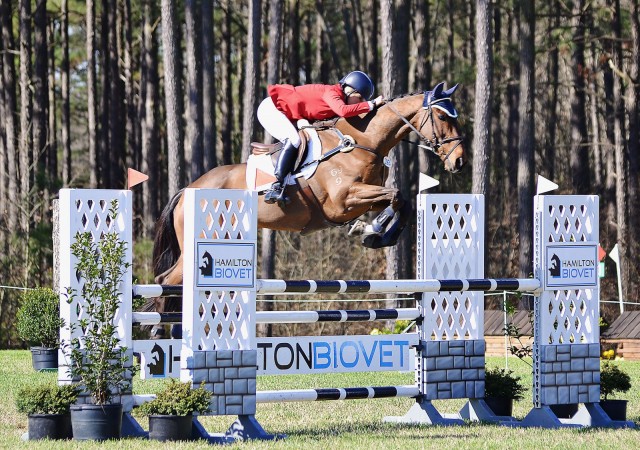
top-left (447, 156), bottom-right (466, 173)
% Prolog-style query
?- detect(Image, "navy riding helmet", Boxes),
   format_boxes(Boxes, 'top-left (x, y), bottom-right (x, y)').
top-left (339, 71), bottom-right (375, 100)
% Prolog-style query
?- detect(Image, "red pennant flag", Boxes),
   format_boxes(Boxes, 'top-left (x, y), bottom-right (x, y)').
top-left (127, 168), bottom-right (149, 189)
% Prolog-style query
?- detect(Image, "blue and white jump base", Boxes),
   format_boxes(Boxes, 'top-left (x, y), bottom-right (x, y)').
top-left (56, 180), bottom-right (632, 442)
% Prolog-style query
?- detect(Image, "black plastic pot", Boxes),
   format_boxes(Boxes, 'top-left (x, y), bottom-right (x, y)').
top-left (70, 403), bottom-right (123, 441)
top-left (550, 403), bottom-right (579, 419)
top-left (600, 399), bottom-right (628, 421)
top-left (484, 397), bottom-right (513, 417)
top-left (30, 347), bottom-right (58, 371)
top-left (28, 414), bottom-right (72, 440)
top-left (148, 414), bottom-right (194, 441)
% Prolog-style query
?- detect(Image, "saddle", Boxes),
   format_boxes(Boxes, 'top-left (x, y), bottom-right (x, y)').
top-left (250, 129), bottom-right (309, 171)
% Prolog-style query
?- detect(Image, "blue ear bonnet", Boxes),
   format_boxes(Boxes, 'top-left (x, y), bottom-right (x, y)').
top-left (423, 82), bottom-right (459, 118)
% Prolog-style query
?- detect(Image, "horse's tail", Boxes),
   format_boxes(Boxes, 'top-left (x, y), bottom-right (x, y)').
top-left (141, 189), bottom-right (184, 320)
top-left (152, 189), bottom-right (184, 283)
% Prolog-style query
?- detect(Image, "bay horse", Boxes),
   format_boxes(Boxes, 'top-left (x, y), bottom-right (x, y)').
top-left (151, 82), bottom-right (465, 298)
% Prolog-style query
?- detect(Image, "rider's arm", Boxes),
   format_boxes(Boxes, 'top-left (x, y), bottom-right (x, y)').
top-left (322, 87), bottom-right (372, 118)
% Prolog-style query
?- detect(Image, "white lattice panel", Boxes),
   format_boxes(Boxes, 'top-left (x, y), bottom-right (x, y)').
top-left (417, 194), bottom-right (484, 340)
top-left (58, 189), bottom-right (133, 380)
top-left (537, 195), bottom-right (599, 345)
top-left (182, 189), bottom-right (258, 364)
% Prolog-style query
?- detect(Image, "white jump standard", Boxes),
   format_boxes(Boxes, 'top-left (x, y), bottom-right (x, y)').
top-left (56, 182), bottom-right (632, 443)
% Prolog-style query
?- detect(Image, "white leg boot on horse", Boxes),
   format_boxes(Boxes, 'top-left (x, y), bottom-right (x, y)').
top-left (264, 139), bottom-right (298, 206)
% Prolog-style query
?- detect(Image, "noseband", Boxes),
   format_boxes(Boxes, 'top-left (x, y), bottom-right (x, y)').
top-left (388, 95), bottom-right (464, 165)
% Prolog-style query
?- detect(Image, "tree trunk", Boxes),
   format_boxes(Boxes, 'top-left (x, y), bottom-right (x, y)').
top-left (18, 0), bottom-right (32, 232)
top-left (1, 0), bottom-right (18, 230)
top-left (381, 0), bottom-right (411, 289)
top-left (570, 0), bottom-right (589, 194)
top-left (47, 21), bottom-right (57, 189)
top-left (412, 0), bottom-right (431, 175)
top-left (517, 0), bottom-right (535, 281)
top-left (161, 0), bottom-right (185, 196)
top-left (220, 0), bottom-right (234, 165)
top-left (611, 0), bottom-right (629, 298)
top-left (141, 0), bottom-right (160, 238)
top-left (472, 0), bottom-right (492, 196)
top-left (85, 0), bottom-right (97, 188)
top-left (186, 0), bottom-right (204, 182)
top-left (33, 0), bottom-right (49, 206)
top-left (288, 0), bottom-right (300, 85)
top-left (241, 0), bottom-right (262, 161)
top-left (99, 0), bottom-right (110, 187)
top-left (61, 0), bottom-right (71, 186)
top-left (123, 0), bottom-right (138, 173)
top-left (201, 0), bottom-right (216, 170)
top-left (108, 0), bottom-right (124, 188)
top-left (544, 0), bottom-right (560, 182)
top-left (625, 0), bottom-right (640, 279)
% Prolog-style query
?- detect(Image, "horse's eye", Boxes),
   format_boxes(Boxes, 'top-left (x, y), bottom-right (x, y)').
top-left (438, 114), bottom-right (447, 121)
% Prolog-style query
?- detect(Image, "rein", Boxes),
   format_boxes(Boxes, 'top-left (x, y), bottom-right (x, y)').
top-left (387, 97), bottom-right (464, 164)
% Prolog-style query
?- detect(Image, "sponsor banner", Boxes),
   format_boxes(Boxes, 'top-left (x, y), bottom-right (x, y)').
top-left (134, 339), bottom-right (181, 379)
top-left (544, 242), bottom-right (598, 289)
top-left (195, 241), bottom-right (256, 289)
top-left (257, 334), bottom-right (417, 375)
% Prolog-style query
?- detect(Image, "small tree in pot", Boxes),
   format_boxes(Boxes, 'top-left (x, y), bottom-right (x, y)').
top-left (135, 379), bottom-right (213, 441)
top-left (63, 200), bottom-right (135, 441)
top-left (16, 383), bottom-right (78, 440)
top-left (600, 362), bottom-right (632, 421)
top-left (16, 288), bottom-right (64, 371)
top-left (484, 367), bottom-right (526, 417)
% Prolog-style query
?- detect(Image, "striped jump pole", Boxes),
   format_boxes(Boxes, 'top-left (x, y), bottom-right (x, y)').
top-left (256, 278), bottom-right (541, 294)
top-left (133, 278), bottom-right (541, 298)
top-left (256, 386), bottom-right (420, 403)
top-left (132, 284), bottom-right (182, 298)
top-left (133, 308), bottom-right (420, 326)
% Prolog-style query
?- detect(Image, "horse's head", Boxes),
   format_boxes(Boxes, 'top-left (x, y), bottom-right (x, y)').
top-left (419, 82), bottom-right (466, 173)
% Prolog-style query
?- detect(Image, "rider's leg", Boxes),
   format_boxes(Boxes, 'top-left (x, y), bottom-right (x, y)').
top-left (264, 139), bottom-right (298, 204)
top-left (257, 97), bottom-right (301, 205)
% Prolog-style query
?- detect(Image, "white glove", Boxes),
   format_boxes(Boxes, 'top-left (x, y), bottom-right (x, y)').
top-left (372, 96), bottom-right (386, 108)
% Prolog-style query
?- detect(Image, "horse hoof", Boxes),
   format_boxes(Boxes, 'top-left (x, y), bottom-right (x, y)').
top-left (362, 232), bottom-right (384, 249)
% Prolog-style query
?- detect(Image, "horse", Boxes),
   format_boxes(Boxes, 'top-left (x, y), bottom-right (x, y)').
top-left (151, 82), bottom-right (466, 300)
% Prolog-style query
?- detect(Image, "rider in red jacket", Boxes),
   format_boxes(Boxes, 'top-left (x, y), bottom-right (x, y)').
top-left (257, 71), bottom-right (385, 206)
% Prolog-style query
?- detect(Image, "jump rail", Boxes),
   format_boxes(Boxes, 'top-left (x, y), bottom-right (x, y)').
top-left (132, 278), bottom-right (541, 298)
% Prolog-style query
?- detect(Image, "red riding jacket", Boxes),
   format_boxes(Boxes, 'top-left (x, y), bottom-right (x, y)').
top-left (267, 84), bottom-right (371, 120)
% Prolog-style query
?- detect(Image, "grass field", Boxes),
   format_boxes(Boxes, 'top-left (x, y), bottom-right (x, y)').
top-left (1, 351), bottom-right (639, 449)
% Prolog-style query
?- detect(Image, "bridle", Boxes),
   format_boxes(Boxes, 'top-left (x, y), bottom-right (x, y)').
top-left (388, 93), bottom-right (464, 165)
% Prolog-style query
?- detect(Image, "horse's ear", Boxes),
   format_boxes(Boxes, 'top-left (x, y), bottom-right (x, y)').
top-left (432, 82), bottom-right (445, 97)
top-left (443, 83), bottom-right (459, 97)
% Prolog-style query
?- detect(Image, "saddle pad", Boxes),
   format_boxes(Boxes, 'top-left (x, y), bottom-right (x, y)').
top-left (246, 120), bottom-right (322, 191)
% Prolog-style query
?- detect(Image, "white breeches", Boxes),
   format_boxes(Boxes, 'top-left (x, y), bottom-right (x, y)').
top-left (257, 97), bottom-right (301, 147)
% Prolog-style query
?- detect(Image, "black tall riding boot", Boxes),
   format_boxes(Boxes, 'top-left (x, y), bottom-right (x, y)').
top-left (264, 140), bottom-right (298, 205)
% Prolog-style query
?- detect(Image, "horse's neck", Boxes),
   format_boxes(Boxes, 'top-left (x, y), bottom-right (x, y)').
top-left (333, 95), bottom-right (423, 156)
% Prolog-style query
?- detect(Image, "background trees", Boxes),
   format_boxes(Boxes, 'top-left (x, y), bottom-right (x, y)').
top-left (0, 0), bottom-right (638, 347)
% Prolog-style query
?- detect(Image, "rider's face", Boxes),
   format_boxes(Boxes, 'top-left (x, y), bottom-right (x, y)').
top-left (346, 92), bottom-right (363, 105)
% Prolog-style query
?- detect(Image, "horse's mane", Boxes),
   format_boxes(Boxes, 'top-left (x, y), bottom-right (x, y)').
top-left (386, 91), bottom-right (424, 102)
top-left (310, 91), bottom-right (424, 129)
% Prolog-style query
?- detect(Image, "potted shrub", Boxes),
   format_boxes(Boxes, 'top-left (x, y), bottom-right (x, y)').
top-left (16, 383), bottom-right (78, 440)
top-left (16, 287), bottom-right (64, 371)
top-left (600, 362), bottom-right (632, 421)
top-left (135, 379), bottom-right (212, 441)
top-left (484, 367), bottom-right (526, 417)
top-left (63, 200), bottom-right (134, 441)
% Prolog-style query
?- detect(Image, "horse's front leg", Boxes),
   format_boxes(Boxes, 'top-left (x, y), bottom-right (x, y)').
top-left (344, 183), bottom-right (412, 249)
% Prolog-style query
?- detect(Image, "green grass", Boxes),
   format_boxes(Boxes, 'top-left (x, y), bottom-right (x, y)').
top-left (1, 351), bottom-right (639, 449)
